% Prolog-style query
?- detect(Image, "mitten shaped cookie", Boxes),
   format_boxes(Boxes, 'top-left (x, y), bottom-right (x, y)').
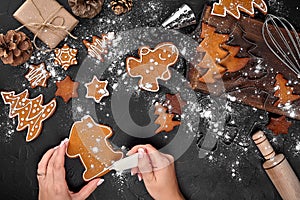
top-left (67, 115), bottom-right (123, 181)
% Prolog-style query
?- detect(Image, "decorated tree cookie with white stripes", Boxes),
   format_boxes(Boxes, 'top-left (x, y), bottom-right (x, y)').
top-left (1, 89), bottom-right (56, 142)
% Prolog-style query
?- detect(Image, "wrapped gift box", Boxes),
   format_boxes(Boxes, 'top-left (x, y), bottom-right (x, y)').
top-left (13, 0), bottom-right (79, 49)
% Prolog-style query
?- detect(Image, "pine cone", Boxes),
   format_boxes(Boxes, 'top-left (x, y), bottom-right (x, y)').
top-left (68, 0), bottom-right (104, 19)
top-left (110, 0), bottom-right (133, 15)
top-left (0, 30), bottom-right (33, 66)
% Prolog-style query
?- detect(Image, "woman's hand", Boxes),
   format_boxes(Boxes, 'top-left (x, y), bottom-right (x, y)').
top-left (37, 138), bottom-right (104, 200)
top-left (127, 144), bottom-right (184, 200)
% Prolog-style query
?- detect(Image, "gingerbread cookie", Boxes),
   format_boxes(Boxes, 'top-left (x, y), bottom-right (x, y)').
top-left (164, 93), bottom-right (187, 115)
top-left (55, 76), bottom-right (79, 103)
top-left (54, 44), bottom-right (78, 70)
top-left (85, 76), bottom-right (109, 103)
top-left (211, 0), bottom-right (268, 19)
top-left (66, 115), bottom-right (123, 181)
top-left (154, 103), bottom-right (181, 134)
top-left (197, 23), bottom-right (249, 83)
top-left (126, 42), bottom-right (179, 92)
top-left (25, 63), bottom-right (51, 88)
top-left (273, 74), bottom-right (300, 107)
top-left (1, 89), bottom-right (56, 142)
top-left (267, 115), bottom-right (291, 135)
top-left (83, 33), bottom-right (114, 62)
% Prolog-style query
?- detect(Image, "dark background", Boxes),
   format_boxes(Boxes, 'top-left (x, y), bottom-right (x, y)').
top-left (0, 0), bottom-right (299, 199)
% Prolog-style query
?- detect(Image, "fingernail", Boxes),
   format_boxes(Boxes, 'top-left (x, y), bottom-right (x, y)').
top-left (59, 140), bottom-right (64, 147)
top-left (138, 174), bottom-right (142, 181)
top-left (63, 138), bottom-right (69, 143)
top-left (97, 179), bottom-right (104, 186)
top-left (64, 138), bottom-right (69, 146)
top-left (59, 138), bottom-right (69, 147)
top-left (131, 171), bottom-right (135, 176)
top-left (138, 148), bottom-right (144, 159)
top-left (54, 145), bottom-right (59, 150)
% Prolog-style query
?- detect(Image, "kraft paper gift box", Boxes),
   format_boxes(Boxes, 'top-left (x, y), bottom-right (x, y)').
top-left (13, 0), bottom-right (79, 49)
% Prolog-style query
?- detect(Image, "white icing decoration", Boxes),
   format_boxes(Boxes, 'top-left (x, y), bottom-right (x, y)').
top-left (25, 63), bottom-right (51, 88)
top-left (87, 123), bottom-right (94, 128)
top-left (0, 89), bottom-right (57, 142)
top-left (211, 0), bottom-right (268, 20)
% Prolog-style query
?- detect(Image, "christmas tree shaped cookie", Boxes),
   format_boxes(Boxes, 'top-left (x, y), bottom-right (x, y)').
top-left (83, 33), bottom-right (114, 62)
top-left (273, 74), bottom-right (300, 107)
top-left (1, 89), bottom-right (56, 142)
top-left (67, 115), bottom-right (123, 181)
top-left (197, 23), bottom-right (249, 83)
top-left (126, 42), bottom-right (179, 92)
top-left (211, 0), bottom-right (267, 19)
top-left (154, 103), bottom-right (181, 134)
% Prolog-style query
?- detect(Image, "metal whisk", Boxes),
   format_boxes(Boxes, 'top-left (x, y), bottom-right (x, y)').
top-left (262, 14), bottom-right (300, 76)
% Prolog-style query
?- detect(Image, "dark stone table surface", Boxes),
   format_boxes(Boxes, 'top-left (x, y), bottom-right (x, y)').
top-left (0, 0), bottom-right (299, 199)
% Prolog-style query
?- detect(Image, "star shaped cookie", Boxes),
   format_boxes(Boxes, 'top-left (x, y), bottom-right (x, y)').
top-left (25, 63), bottom-right (51, 88)
top-left (55, 76), bottom-right (79, 103)
top-left (85, 76), bottom-right (109, 103)
top-left (267, 115), bottom-right (292, 135)
top-left (54, 44), bottom-right (78, 70)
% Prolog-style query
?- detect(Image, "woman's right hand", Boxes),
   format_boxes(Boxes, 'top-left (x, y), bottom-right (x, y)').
top-left (127, 144), bottom-right (184, 200)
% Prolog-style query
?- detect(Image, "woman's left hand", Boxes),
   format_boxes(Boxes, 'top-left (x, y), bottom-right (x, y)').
top-left (37, 138), bottom-right (104, 200)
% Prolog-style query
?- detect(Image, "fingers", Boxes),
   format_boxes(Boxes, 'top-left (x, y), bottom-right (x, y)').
top-left (137, 148), bottom-right (155, 182)
top-left (131, 167), bottom-right (139, 176)
top-left (128, 144), bottom-right (175, 182)
top-left (46, 138), bottom-right (69, 181)
top-left (129, 144), bottom-right (172, 171)
top-left (72, 178), bottom-right (104, 200)
top-left (53, 138), bottom-right (69, 181)
top-left (37, 148), bottom-right (55, 180)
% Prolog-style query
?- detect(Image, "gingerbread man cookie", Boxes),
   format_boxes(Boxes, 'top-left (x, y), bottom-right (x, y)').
top-left (54, 44), bottom-right (78, 70)
top-left (211, 0), bottom-right (268, 19)
top-left (25, 63), bottom-right (51, 88)
top-left (85, 76), bottom-right (109, 103)
top-left (66, 115), bottom-right (123, 181)
top-left (1, 89), bottom-right (56, 142)
top-left (126, 42), bottom-right (179, 92)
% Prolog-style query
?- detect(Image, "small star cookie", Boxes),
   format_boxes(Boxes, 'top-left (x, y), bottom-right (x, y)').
top-left (54, 44), bottom-right (78, 70)
top-left (55, 76), bottom-right (79, 103)
top-left (25, 63), bottom-right (51, 88)
top-left (267, 115), bottom-right (291, 135)
top-left (85, 76), bottom-right (109, 103)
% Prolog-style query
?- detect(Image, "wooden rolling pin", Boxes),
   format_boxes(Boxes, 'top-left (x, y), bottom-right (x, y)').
top-left (252, 131), bottom-right (300, 200)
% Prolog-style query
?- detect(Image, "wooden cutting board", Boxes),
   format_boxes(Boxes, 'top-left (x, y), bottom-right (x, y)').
top-left (188, 6), bottom-right (300, 120)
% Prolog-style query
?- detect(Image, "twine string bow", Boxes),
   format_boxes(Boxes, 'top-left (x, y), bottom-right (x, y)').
top-left (15, 0), bottom-right (77, 51)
